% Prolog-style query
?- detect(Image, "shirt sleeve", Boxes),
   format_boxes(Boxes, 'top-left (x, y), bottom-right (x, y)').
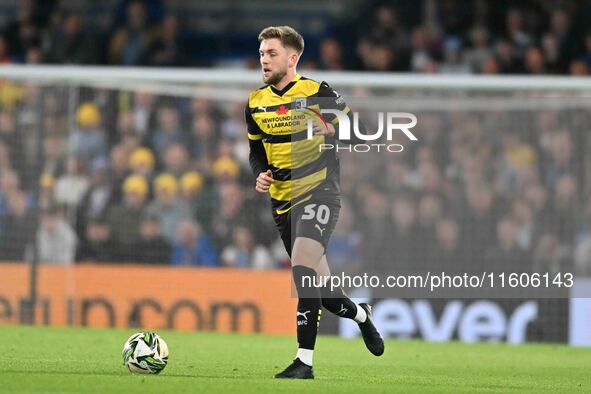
top-left (317, 81), bottom-right (367, 145)
top-left (245, 103), bottom-right (269, 177)
top-left (245, 103), bottom-right (263, 141)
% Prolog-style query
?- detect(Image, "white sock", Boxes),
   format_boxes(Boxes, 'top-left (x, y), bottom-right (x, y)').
top-left (296, 348), bottom-right (313, 366)
top-left (353, 304), bottom-right (367, 323)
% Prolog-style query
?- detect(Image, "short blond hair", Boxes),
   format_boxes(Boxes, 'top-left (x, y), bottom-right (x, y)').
top-left (258, 26), bottom-right (304, 54)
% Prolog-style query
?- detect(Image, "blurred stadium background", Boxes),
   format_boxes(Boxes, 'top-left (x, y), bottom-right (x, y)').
top-left (0, 0), bottom-right (590, 346)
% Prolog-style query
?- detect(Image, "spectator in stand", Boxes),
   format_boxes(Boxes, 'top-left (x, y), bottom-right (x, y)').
top-left (37, 206), bottom-right (77, 264)
top-left (42, 11), bottom-right (99, 64)
top-left (69, 102), bottom-right (107, 162)
top-left (495, 39), bottom-right (522, 74)
top-left (129, 146), bottom-right (156, 180)
top-left (109, 0), bottom-right (157, 65)
top-left (498, 130), bottom-right (538, 196)
top-left (459, 184), bottom-right (498, 263)
top-left (109, 144), bottom-right (131, 204)
top-left (171, 219), bottom-right (218, 266)
top-left (2, 0), bottom-right (41, 61)
top-left (548, 9), bottom-right (576, 73)
top-left (357, 186), bottom-right (390, 274)
top-left (480, 56), bottom-right (500, 74)
top-left (544, 131), bottom-right (575, 188)
top-left (128, 91), bottom-right (156, 140)
top-left (511, 198), bottom-right (536, 253)
top-left (211, 155), bottom-right (240, 184)
top-left (179, 170), bottom-right (217, 232)
top-left (384, 192), bottom-right (419, 274)
top-left (569, 60), bottom-right (589, 76)
top-left (317, 38), bottom-right (345, 70)
top-left (1, 2), bottom-right (591, 74)
top-left (504, 7), bottom-right (531, 57)
top-left (549, 174), bottom-right (581, 244)
top-left (191, 97), bottom-right (222, 123)
top-left (145, 173), bottom-right (190, 242)
top-left (221, 225), bottom-right (273, 269)
top-left (76, 156), bottom-right (115, 242)
top-left (533, 233), bottom-right (571, 275)
top-left (583, 31), bottom-right (591, 72)
top-left (116, 111), bottom-right (136, 141)
top-left (42, 133), bottom-right (66, 177)
top-left (0, 141), bottom-right (12, 177)
top-left (151, 105), bottom-right (184, 156)
top-left (130, 215), bottom-right (171, 264)
top-left (0, 170), bottom-right (20, 216)
top-left (464, 25), bottom-right (493, 73)
top-left (524, 181), bottom-right (552, 230)
top-left (325, 199), bottom-right (362, 275)
top-left (15, 88), bottom-right (40, 129)
top-left (416, 160), bottom-right (443, 194)
top-left (439, 38), bottom-right (471, 74)
top-left (0, 191), bottom-right (35, 261)
top-left (358, 5), bottom-right (409, 71)
top-left (107, 174), bottom-right (148, 252)
top-left (221, 102), bottom-right (246, 141)
top-left (416, 194), bottom-right (444, 263)
top-left (38, 172), bottom-right (56, 211)
top-left (54, 156), bottom-right (89, 209)
top-left (179, 171), bottom-right (203, 202)
top-left (0, 35), bottom-right (13, 64)
top-left (120, 128), bottom-right (142, 152)
top-left (0, 110), bottom-right (22, 172)
top-left (190, 113), bottom-right (218, 163)
top-left (210, 180), bottom-right (259, 250)
top-left (485, 216), bottom-right (530, 273)
top-left (1, 3), bottom-right (591, 273)
top-left (142, 14), bottom-right (186, 66)
top-left (77, 218), bottom-right (118, 263)
top-left (524, 47), bottom-right (546, 75)
top-left (409, 25), bottom-right (438, 73)
top-left (162, 143), bottom-right (190, 177)
top-left (575, 221), bottom-right (591, 275)
top-left (427, 218), bottom-right (465, 272)
top-left (541, 33), bottom-right (561, 74)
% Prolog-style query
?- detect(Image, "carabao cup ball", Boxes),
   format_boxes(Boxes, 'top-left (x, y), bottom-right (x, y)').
top-left (122, 332), bottom-right (169, 374)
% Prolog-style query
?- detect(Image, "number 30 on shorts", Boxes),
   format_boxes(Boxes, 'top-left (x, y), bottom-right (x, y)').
top-left (301, 204), bottom-right (330, 224)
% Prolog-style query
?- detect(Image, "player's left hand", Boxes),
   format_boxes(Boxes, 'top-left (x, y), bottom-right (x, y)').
top-left (312, 119), bottom-right (335, 136)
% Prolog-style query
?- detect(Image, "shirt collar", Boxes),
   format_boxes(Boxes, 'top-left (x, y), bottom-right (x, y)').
top-left (269, 73), bottom-right (302, 97)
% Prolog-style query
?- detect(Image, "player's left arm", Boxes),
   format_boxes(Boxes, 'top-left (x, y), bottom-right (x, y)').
top-left (314, 81), bottom-right (368, 145)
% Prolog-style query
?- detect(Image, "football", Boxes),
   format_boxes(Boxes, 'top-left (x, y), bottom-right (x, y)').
top-left (122, 332), bottom-right (169, 374)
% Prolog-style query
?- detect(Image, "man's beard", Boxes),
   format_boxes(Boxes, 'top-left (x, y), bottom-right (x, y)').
top-left (263, 69), bottom-right (287, 86)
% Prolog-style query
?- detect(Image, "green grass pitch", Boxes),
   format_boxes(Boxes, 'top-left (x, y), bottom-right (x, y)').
top-left (1, 326), bottom-right (590, 393)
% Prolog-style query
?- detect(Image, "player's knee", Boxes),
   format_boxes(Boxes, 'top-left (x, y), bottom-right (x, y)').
top-left (291, 234), bottom-right (326, 270)
top-left (291, 246), bottom-right (321, 269)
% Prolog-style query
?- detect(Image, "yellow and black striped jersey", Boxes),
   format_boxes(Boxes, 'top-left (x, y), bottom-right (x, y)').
top-left (245, 74), bottom-right (350, 214)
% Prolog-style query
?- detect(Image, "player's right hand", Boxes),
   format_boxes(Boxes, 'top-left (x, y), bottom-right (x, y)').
top-left (256, 169), bottom-right (274, 193)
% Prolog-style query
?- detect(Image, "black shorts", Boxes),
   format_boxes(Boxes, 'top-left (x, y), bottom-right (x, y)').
top-left (273, 193), bottom-right (341, 257)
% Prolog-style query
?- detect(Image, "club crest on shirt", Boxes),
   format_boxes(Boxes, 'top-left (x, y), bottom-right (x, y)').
top-left (294, 98), bottom-right (307, 110)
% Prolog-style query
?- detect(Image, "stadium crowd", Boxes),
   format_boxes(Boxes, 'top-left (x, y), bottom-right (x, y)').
top-left (0, 0), bottom-right (589, 75)
top-left (0, 0), bottom-right (589, 275)
top-left (0, 85), bottom-right (589, 276)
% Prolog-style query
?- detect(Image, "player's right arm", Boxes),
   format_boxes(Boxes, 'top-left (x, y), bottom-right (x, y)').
top-left (245, 104), bottom-right (274, 193)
